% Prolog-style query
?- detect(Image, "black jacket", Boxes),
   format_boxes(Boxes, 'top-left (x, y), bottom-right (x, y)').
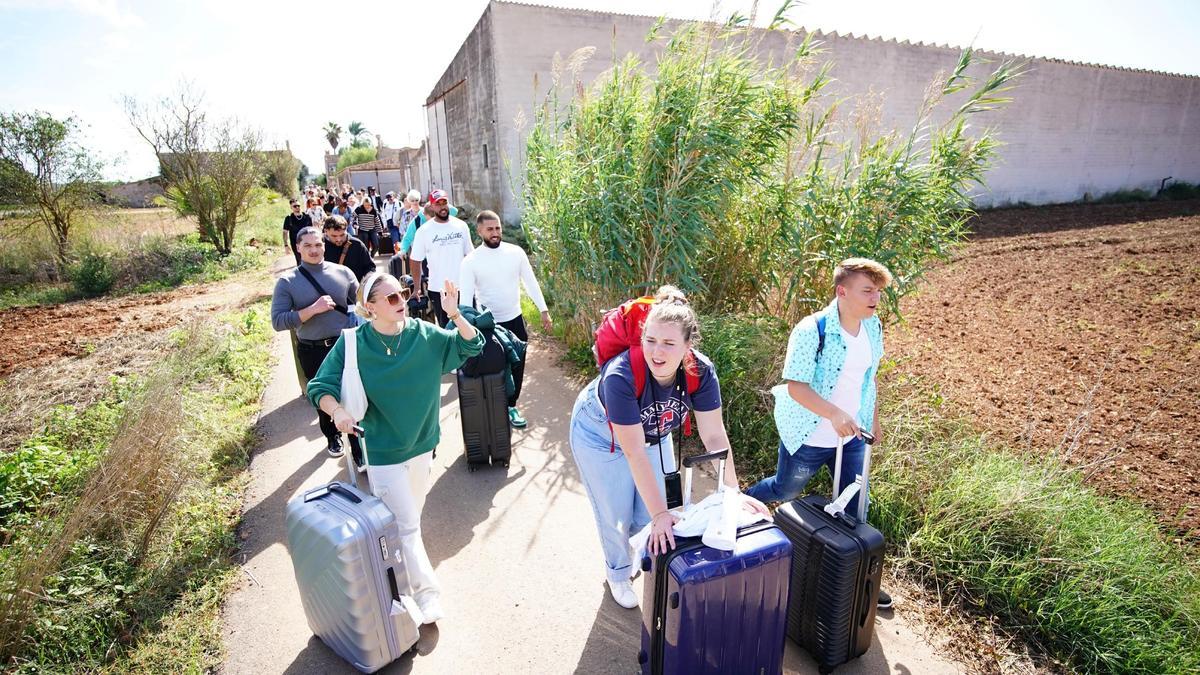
top-left (324, 236), bottom-right (374, 281)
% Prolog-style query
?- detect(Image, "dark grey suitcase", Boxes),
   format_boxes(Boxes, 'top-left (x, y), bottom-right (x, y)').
top-left (774, 435), bottom-right (884, 673)
top-left (456, 371), bottom-right (512, 471)
top-left (284, 441), bottom-right (422, 672)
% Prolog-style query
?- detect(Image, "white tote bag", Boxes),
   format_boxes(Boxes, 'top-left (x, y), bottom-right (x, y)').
top-left (340, 327), bottom-right (368, 421)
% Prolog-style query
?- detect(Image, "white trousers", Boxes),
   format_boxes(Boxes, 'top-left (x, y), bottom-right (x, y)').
top-left (367, 452), bottom-right (439, 609)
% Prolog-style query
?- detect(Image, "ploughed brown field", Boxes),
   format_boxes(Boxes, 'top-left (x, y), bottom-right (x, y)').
top-left (889, 200), bottom-right (1200, 539)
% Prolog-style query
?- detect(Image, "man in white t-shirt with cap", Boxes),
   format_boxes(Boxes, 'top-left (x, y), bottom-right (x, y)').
top-left (411, 189), bottom-right (473, 326)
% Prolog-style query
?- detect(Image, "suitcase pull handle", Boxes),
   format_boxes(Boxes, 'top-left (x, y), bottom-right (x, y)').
top-left (681, 448), bottom-right (728, 468)
top-left (327, 483), bottom-right (363, 504)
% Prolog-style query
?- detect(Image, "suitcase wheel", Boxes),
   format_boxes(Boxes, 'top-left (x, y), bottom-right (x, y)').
top-left (468, 464), bottom-right (478, 473)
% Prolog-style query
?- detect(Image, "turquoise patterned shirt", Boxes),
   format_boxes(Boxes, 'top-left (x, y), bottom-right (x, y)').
top-left (772, 298), bottom-right (884, 453)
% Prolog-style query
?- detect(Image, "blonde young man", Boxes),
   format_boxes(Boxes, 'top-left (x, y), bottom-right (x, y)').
top-left (744, 258), bottom-right (894, 610)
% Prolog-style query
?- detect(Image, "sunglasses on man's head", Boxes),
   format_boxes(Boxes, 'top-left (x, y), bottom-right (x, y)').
top-left (382, 289), bottom-right (412, 306)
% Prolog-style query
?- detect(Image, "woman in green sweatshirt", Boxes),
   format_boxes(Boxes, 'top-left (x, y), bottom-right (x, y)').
top-left (307, 272), bottom-right (483, 625)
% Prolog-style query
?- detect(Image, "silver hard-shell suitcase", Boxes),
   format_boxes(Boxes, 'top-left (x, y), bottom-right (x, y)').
top-left (285, 433), bottom-right (422, 673)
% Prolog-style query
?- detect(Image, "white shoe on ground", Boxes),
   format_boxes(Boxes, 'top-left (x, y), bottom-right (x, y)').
top-left (608, 579), bottom-right (639, 609)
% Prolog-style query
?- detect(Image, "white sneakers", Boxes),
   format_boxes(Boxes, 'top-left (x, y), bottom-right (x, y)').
top-left (608, 579), bottom-right (639, 609)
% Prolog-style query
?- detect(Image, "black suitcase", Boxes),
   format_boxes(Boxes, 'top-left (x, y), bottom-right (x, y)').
top-left (774, 435), bottom-right (884, 674)
top-left (455, 371), bottom-right (512, 471)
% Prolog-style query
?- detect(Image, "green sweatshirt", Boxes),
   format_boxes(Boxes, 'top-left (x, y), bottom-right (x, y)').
top-left (307, 319), bottom-right (484, 465)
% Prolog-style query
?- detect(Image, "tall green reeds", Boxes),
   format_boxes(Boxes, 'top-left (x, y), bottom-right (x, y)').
top-left (522, 20), bottom-right (1022, 328)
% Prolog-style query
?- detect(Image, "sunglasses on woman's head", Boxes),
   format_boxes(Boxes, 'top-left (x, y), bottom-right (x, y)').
top-left (382, 289), bottom-right (412, 306)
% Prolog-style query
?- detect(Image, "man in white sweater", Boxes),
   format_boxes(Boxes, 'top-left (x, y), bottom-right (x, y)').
top-left (459, 209), bottom-right (552, 428)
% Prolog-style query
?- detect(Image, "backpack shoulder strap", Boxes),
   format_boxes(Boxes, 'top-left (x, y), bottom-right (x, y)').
top-left (815, 314), bottom-right (827, 361)
top-left (630, 346), bottom-right (648, 399)
top-left (683, 350), bottom-right (702, 395)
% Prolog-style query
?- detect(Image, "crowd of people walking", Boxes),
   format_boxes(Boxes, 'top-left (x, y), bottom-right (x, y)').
top-left (272, 180), bottom-right (894, 636)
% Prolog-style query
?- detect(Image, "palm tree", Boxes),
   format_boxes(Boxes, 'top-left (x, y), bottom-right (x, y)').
top-left (323, 122), bottom-right (343, 151)
top-left (347, 121), bottom-right (370, 148)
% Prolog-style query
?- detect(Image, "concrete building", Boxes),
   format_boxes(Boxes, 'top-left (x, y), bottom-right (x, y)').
top-left (328, 141), bottom-right (429, 196)
top-left (425, 0), bottom-right (1200, 221)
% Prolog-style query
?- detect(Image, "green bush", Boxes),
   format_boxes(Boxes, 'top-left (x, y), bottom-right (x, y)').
top-left (69, 250), bottom-right (116, 297)
top-left (695, 314), bottom-right (789, 477)
top-left (1092, 188), bottom-right (1154, 203)
top-left (1159, 181), bottom-right (1200, 200)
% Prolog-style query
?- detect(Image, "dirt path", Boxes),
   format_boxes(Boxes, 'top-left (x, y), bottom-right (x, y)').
top-left (218, 304), bottom-right (964, 673)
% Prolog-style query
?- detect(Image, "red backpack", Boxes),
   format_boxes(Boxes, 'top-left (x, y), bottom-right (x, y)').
top-left (593, 296), bottom-right (701, 448)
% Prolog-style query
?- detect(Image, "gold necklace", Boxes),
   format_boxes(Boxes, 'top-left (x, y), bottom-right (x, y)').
top-left (373, 324), bottom-right (403, 355)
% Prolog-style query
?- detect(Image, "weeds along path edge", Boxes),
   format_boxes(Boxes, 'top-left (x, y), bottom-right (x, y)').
top-left (0, 296), bottom-right (276, 672)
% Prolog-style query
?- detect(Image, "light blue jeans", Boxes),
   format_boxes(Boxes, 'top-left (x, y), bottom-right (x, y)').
top-left (569, 379), bottom-right (674, 584)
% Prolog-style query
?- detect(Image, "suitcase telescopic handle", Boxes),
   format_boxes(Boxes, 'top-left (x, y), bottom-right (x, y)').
top-left (831, 431), bottom-right (873, 523)
top-left (345, 425), bottom-right (366, 488)
top-left (682, 448), bottom-right (729, 509)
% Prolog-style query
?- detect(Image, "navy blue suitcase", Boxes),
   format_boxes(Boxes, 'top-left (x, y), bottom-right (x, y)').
top-left (638, 450), bottom-right (792, 675)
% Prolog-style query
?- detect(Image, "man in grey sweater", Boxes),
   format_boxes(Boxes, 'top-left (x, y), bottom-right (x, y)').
top-left (271, 226), bottom-right (363, 462)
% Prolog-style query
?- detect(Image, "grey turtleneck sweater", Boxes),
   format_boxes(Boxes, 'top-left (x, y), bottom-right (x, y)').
top-left (270, 260), bottom-right (360, 340)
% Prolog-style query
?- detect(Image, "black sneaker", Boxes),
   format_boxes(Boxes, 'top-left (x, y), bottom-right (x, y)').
top-left (326, 436), bottom-right (345, 458)
top-left (877, 589), bottom-right (893, 610)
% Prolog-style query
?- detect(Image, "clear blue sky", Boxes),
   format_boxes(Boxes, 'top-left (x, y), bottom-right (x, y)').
top-left (1, 0), bottom-right (1196, 181)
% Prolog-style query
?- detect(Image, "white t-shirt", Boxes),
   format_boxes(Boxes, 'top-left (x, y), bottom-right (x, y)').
top-left (459, 242), bottom-right (548, 322)
top-left (411, 217), bottom-right (473, 290)
top-left (805, 323), bottom-right (872, 447)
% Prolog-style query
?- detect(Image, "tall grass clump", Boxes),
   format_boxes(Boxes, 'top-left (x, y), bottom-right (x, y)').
top-left (871, 373), bottom-right (1200, 674)
top-left (0, 304), bottom-right (273, 672)
top-left (522, 15), bottom-right (1023, 335)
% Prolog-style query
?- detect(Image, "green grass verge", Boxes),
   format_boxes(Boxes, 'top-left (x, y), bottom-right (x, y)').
top-left (0, 301), bottom-right (274, 673)
top-left (870, 373), bottom-right (1200, 674)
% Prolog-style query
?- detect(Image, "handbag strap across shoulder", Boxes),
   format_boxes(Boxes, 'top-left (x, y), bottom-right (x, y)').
top-left (342, 327), bottom-right (359, 372)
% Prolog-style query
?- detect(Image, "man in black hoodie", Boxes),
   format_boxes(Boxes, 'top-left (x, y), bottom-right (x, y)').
top-left (321, 216), bottom-right (375, 280)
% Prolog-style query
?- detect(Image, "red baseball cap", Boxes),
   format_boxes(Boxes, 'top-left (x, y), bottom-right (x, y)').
top-left (429, 189), bottom-right (449, 204)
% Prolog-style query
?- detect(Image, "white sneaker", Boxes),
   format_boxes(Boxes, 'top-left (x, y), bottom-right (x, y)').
top-left (418, 598), bottom-right (444, 624)
top-left (608, 579), bottom-right (639, 609)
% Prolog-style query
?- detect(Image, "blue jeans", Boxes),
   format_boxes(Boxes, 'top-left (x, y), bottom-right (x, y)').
top-left (745, 437), bottom-right (869, 517)
top-left (388, 225), bottom-right (401, 251)
top-left (360, 228), bottom-right (380, 254)
top-left (569, 380), bottom-right (673, 584)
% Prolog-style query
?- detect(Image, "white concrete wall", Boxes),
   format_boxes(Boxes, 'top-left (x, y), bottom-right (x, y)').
top-left (470, 0), bottom-right (1200, 219)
